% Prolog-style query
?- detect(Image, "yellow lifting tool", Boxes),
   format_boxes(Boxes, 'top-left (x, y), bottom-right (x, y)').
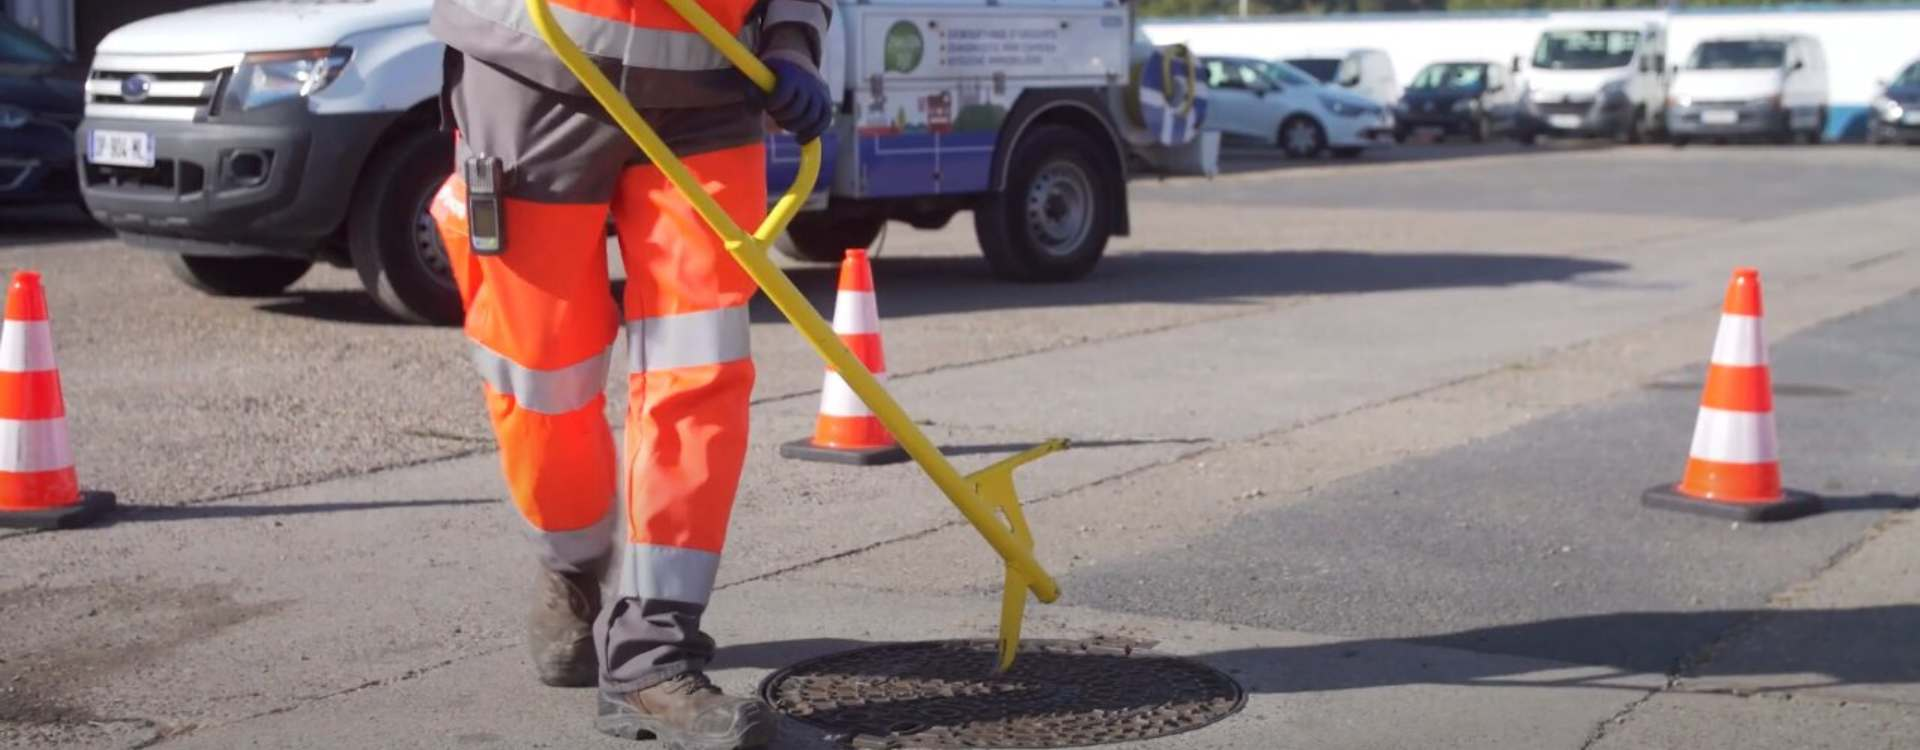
top-left (525, 0), bottom-right (1065, 672)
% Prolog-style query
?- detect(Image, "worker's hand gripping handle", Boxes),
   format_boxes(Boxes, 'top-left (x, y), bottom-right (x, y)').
top-left (522, 0), bottom-right (1062, 671)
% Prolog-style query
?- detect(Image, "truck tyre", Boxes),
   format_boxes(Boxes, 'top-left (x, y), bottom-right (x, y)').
top-left (975, 125), bottom-right (1111, 282)
top-left (775, 213), bottom-right (884, 263)
top-left (348, 129), bottom-right (461, 325)
top-left (164, 255), bottom-right (313, 297)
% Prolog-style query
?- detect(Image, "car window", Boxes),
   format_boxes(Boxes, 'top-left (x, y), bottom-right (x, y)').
top-left (1688, 40), bottom-right (1787, 70)
top-left (0, 17), bottom-right (64, 64)
top-left (1205, 60), bottom-right (1258, 91)
top-left (1898, 61), bottom-right (1920, 86)
top-left (1534, 30), bottom-right (1640, 71)
top-left (1409, 63), bottom-right (1487, 90)
top-left (1285, 58), bottom-right (1341, 84)
top-left (1258, 60), bottom-right (1316, 88)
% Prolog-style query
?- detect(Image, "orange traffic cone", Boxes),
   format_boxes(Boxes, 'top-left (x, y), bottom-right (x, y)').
top-left (1644, 268), bottom-right (1819, 522)
top-left (781, 250), bottom-right (909, 466)
top-left (0, 272), bottom-right (115, 529)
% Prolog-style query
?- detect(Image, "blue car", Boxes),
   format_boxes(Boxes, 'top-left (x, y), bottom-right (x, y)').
top-left (0, 16), bottom-right (83, 206)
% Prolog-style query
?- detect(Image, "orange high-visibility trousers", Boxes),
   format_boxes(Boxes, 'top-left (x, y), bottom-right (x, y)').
top-left (432, 141), bottom-right (764, 689)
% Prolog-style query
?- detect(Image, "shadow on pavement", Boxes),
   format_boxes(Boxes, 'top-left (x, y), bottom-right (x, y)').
top-left (938, 437), bottom-right (1212, 458)
top-left (0, 205), bottom-right (109, 249)
top-left (1206, 140), bottom-right (1613, 178)
top-left (256, 290), bottom-right (421, 326)
top-left (718, 604), bottom-right (1920, 696)
top-left (254, 249), bottom-right (1627, 327)
top-left (752, 249), bottom-right (1629, 323)
top-left (97, 498), bottom-right (492, 525)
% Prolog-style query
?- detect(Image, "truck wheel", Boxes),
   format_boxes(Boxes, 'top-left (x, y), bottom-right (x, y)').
top-left (164, 255), bottom-right (313, 297)
top-left (348, 129), bottom-right (461, 325)
top-left (974, 125), bottom-right (1111, 282)
top-left (775, 213), bottom-right (884, 263)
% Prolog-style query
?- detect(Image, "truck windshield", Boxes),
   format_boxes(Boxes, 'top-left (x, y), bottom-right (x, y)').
top-left (0, 18), bottom-right (64, 64)
top-left (1688, 41), bottom-right (1786, 70)
top-left (1533, 30), bottom-right (1640, 71)
top-left (1255, 60), bottom-right (1318, 88)
top-left (1286, 58), bottom-right (1342, 84)
top-left (1409, 63), bottom-right (1487, 90)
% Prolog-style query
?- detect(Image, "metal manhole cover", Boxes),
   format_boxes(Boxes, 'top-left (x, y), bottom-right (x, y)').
top-left (759, 639), bottom-right (1245, 748)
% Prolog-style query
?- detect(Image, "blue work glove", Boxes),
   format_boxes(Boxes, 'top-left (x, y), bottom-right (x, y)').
top-left (759, 57), bottom-right (832, 144)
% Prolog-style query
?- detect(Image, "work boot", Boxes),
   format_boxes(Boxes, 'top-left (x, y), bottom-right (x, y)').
top-left (595, 672), bottom-right (778, 749)
top-left (528, 564), bottom-right (602, 687)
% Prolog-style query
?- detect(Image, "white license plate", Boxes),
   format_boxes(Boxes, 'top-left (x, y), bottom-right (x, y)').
top-left (1548, 114), bottom-right (1582, 129)
top-left (1905, 111), bottom-right (1920, 126)
top-left (1701, 110), bottom-right (1740, 126)
top-left (89, 130), bottom-right (155, 168)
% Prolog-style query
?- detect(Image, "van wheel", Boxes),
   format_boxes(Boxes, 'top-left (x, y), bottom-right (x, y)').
top-left (164, 255), bottom-right (313, 297)
top-left (1279, 116), bottom-right (1327, 159)
top-left (348, 129), bottom-right (461, 325)
top-left (775, 213), bottom-right (884, 263)
top-left (975, 125), bottom-right (1111, 282)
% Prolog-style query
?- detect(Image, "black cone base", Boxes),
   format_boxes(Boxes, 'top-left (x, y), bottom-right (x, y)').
top-left (1642, 484), bottom-right (1821, 522)
top-left (781, 438), bottom-right (910, 466)
top-left (0, 490), bottom-right (116, 530)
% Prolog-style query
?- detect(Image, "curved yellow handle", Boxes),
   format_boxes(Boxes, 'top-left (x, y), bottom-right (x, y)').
top-left (522, 0), bottom-right (1060, 605)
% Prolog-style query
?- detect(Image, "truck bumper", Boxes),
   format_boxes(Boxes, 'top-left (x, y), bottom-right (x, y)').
top-left (1667, 105), bottom-right (1789, 138)
top-left (78, 105), bottom-right (394, 258)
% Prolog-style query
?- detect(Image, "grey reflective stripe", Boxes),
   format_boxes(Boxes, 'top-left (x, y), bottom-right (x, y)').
top-left (523, 513), bottom-right (615, 574)
top-left (451, 0), bottom-right (747, 72)
top-left (471, 341), bottom-right (612, 415)
top-left (619, 544), bottom-right (721, 604)
top-left (627, 305), bottom-right (751, 373)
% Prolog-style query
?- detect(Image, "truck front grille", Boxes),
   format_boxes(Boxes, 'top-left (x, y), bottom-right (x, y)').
top-left (85, 53), bottom-right (238, 122)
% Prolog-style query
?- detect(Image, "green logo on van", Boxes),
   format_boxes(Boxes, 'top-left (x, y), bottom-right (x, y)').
top-left (883, 21), bottom-right (923, 74)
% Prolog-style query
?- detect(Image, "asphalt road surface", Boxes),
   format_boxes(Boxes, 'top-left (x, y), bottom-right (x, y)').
top-left (3, 143), bottom-right (1918, 749)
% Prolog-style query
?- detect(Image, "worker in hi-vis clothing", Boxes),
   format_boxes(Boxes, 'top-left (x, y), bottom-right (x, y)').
top-left (426, 0), bottom-right (831, 745)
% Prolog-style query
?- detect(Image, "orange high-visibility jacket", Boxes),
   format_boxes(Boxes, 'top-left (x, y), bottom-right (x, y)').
top-left (430, 0), bottom-right (831, 108)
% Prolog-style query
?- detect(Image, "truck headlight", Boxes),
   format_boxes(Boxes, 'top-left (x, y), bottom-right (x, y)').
top-left (1318, 95), bottom-right (1364, 118)
top-left (222, 47), bottom-right (352, 112)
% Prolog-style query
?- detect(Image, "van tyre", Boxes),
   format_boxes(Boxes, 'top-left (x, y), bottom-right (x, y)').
top-left (975, 125), bottom-right (1111, 282)
top-left (775, 213), bottom-right (884, 263)
top-left (348, 129), bottom-right (462, 325)
top-left (1279, 116), bottom-right (1326, 159)
top-left (164, 255), bottom-right (313, 297)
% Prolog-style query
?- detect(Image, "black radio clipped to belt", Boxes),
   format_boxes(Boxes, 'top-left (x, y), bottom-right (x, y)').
top-left (464, 155), bottom-right (507, 255)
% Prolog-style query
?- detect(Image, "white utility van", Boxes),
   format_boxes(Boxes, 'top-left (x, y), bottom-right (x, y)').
top-left (1666, 34), bottom-right (1827, 145)
top-left (78, 0), bottom-right (1136, 324)
top-left (1283, 48), bottom-right (1399, 106)
top-left (1519, 13), bottom-right (1668, 143)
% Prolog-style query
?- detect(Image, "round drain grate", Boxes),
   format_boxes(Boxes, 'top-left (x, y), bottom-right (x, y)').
top-left (760, 638), bottom-right (1245, 748)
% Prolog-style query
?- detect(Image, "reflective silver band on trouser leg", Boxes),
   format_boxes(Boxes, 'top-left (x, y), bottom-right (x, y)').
top-left (627, 304), bottom-right (752, 373)
top-left (618, 544), bottom-right (723, 607)
top-left (524, 514), bottom-right (616, 575)
top-left (470, 341), bottom-right (612, 415)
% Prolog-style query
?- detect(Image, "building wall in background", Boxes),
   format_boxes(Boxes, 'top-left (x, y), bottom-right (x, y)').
top-left (1146, 6), bottom-right (1920, 140)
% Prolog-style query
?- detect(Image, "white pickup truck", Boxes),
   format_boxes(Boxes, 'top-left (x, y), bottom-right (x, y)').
top-left (78, 0), bottom-right (1136, 324)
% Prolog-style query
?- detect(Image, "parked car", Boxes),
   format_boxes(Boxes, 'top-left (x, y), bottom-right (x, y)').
top-left (1199, 56), bottom-right (1394, 159)
top-left (1870, 58), bottom-right (1920, 145)
top-left (0, 16), bottom-right (83, 206)
top-left (1394, 60), bottom-right (1523, 143)
top-left (1285, 48), bottom-right (1400, 107)
top-left (1519, 14), bottom-right (1669, 143)
top-left (1667, 35), bottom-right (1827, 146)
